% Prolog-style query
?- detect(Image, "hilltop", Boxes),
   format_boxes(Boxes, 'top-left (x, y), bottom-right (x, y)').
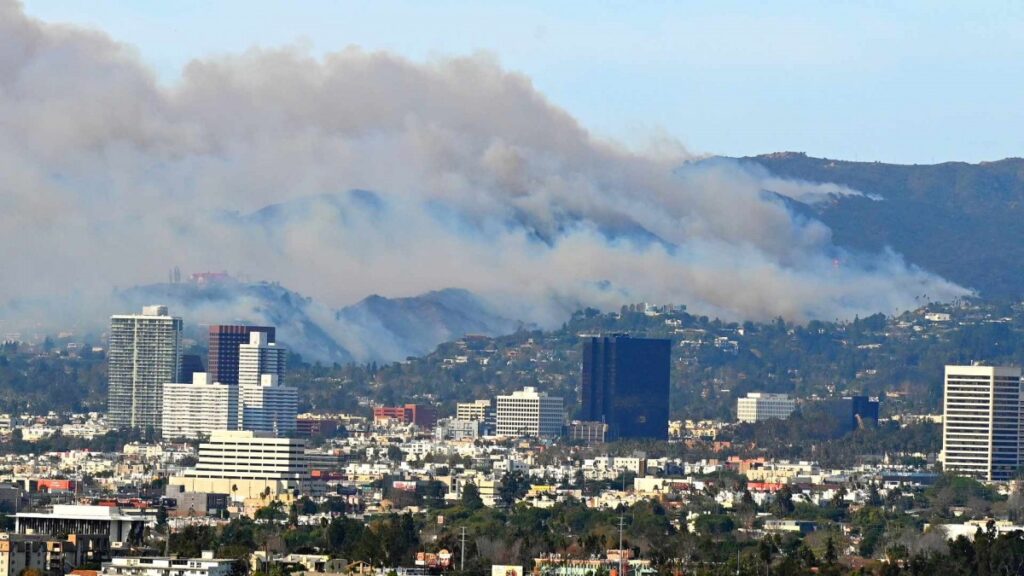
top-left (741, 152), bottom-right (1024, 299)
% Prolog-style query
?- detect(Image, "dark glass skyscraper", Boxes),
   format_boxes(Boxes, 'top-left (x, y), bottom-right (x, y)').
top-left (822, 395), bottom-right (880, 434)
top-left (580, 335), bottom-right (671, 440)
top-left (208, 325), bottom-right (276, 384)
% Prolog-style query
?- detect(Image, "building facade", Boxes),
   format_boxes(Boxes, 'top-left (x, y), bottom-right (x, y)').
top-left (295, 417), bottom-right (339, 438)
top-left (169, 430), bottom-right (312, 497)
top-left (107, 306), bottom-right (182, 430)
top-left (821, 395), bottom-right (880, 433)
top-left (568, 420), bottom-right (608, 445)
top-left (101, 553), bottom-right (235, 576)
top-left (179, 354), bottom-right (206, 383)
top-left (14, 505), bottom-right (147, 549)
top-left (238, 332), bottom-right (286, 387)
top-left (495, 387), bottom-right (563, 438)
top-left (737, 393), bottom-right (796, 423)
top-left (456, 400), bottom-right (493, 422)
top-left (239, 375), bottom-right (298, 436)
top-left (434, 418), bottom-right (486, 441)
top-left (0, 533), bottom-right (68, 576)
top-left (580, 336), bottom-right (671, 440)
top-left (942, 365), bottom-right (1024, 481)
top-left (208, 325), bottom-right (275, 385)
top-left (161, 373), bottom-right (238, 440)
top-left (372, 404), bottom-right (437, 428)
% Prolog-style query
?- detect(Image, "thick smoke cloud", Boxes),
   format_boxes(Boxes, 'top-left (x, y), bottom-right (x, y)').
top-left (0, 1), bottom-right (967, 340)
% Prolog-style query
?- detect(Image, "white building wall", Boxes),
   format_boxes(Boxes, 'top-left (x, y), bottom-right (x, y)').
top-left (942, 365), bottom-right (1023, 482)
top-left (737, 393), bottom-right (796, 423)
top-left (495, 387), bottom-right (563, 437)
top-left (238, 332), bottom-right (287, 387)
top-left (161, 373), bottom-right (238, 440)
top-left (170, 430), bottom-right (311, 497)
top-left (239, 374), bottom-right (298, 436)
top-left (107, 307), bottom-right (182, 430)
top-left (456, 400), bottom-right (492, 421)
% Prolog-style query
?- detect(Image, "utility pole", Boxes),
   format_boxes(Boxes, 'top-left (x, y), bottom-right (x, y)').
top-left (460, 526), bottom-right (467, 572)
top-left (618, 514), bottom-right (625, 576)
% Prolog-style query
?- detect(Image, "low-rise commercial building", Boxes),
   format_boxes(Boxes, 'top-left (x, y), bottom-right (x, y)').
top-left (0, 533), bottom-right (74, 576)
top-left (14, 505), bottom-right (147, 550)
top-left (495, 387), bottom-right (563, 438)
top-left (169, 430), bottom-right (314, 498)
top-left (372, 405), bottom-right (437, 429)
top-left (101, 552), bottom-right (235, 576)
top-left (737, 393), bottom-right (796, 423)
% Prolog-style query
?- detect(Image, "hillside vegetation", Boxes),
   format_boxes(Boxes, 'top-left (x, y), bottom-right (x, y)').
top-left (744, 152), bottom-right (1024, 299)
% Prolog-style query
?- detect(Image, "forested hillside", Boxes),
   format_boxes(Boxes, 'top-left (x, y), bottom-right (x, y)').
top-left (744, 152), bottom-right (1024, 299)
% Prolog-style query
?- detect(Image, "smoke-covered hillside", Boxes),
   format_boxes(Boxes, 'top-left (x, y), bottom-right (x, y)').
top-left (115, 281), bottom-right (519, 364)
top-left (0, 2), bottom-right (966, 341)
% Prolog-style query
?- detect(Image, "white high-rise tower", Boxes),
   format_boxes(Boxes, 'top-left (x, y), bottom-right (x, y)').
top-left (237, 332), bottom-right (295, 435)
top-left (239, 374), bottom-right (298, 436)
top-left (942, 364), bottom-right (1024, 481)
top-left (238, 331), bottom-right (286, 386)
top-left (107, 305), bottom-right (182, 430)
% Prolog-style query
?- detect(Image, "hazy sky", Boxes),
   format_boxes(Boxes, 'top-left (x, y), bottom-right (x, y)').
top-left (20, 0), bottom-right (1024, 165)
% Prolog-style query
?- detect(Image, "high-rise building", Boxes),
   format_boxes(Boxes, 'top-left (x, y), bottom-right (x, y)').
top-left (238, 332), bottom-right (286, 387)
top-left (180, 354), bottom-right (206, 383)
top-left (169, 430), bottom-right (313, 497)
top-left (942, 365), bottom-right (1024, 481)
top-left (207, 325), bottom-right (276, 385)
top-left (161, 373), bottom-right (238, 440)
top-left (107, 306), bottom-right (182, 430)
top-left (239, 374), bottom-right (298, 436)
top-left (580, 335), bottom-right (671, 440)
top-left (495, 387), bottom-right (563, 438)
top-left (737, 393), bottom-right (797, 423)
top-left (821, 395), bottom-right (880, 433)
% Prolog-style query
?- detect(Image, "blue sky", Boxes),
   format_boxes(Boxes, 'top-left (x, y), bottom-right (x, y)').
top-left (21, 0), bottom-right (1024, 164)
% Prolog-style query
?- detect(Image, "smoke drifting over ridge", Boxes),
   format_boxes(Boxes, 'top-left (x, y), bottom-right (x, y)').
top-left (0, 2), bottom-right (967, 338)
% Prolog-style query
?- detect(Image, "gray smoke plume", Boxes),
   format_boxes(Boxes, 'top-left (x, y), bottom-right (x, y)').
top-left (0, 1), bottom-right (967, 343)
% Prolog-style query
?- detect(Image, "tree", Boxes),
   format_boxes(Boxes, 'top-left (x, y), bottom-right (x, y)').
top-left (773, 485), bottom-right (795, 517)
top-left (498, 472), bottom-right (529, 508)
top-left (255, 501), bottom-right (288, 523)
top-left (824, 534), bottom-right (838, 566)
top-left (169, 525), bottom-right (217, 558)
top-left (461, 482), bottom-right (484, 510)
top-left (694, 514), bottom-right (734, 535)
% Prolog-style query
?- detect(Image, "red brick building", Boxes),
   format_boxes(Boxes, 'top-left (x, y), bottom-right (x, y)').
top-left (373, 404), bottom-right (437, 428)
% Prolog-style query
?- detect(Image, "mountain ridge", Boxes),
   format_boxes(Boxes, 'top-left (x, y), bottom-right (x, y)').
top-left (739, 152), bottom-right (1024, 299)
top-left (115, 281), bottom-right (520, 364)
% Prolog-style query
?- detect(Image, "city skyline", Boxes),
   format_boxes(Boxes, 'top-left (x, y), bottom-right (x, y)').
top-left (5, 3), bottom-right (1024, 574)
